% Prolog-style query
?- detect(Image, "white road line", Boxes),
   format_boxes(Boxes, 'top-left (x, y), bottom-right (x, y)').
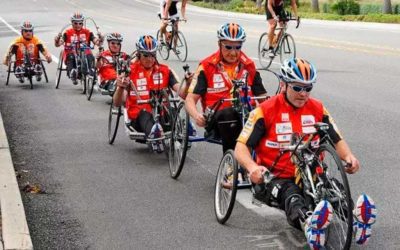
top-left (0, 16), bottom-right (59, 64)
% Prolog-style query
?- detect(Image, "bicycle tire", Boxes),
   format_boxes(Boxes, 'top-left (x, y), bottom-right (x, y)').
top-left (28, 75), bottom-right (33, 89)
top-left (80, 74), bottom-right (86, 94)
top-left (316, 143), bottom-right (353, 250)
top-left (214, 149), bottom-right (238, 224)
top-left (156, 29), bottom-right (170, 60)
top-left (174, 31), bottom-right (188, 62)
top-left (258, 32), bottom-right (273, 69)
top-left (86, 75), bottom-right (95, 100)
top-left (279, 34), bottom-right (296, 64)
top-left (6, 61), bottom-right (12, 86)
top-left (55, 51), bottom-right (64, 89)
top-left (41, 61), bottom-right (49, 83)
top-left (168, 102), bottom-right (189, 179)
top-left (108, 99), bottom-right (121, 144)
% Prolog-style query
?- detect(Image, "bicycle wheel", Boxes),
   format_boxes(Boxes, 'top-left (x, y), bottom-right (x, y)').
top-left (80, 74), bottom-right (86, 94)
top-left (279, 34), bottom-right (296, 64)
top-left (156, 29), bottom-right (170, 60)
top-left (28, 75), bottom-right (33, 89)
top-left (258, 32), bottom-right (273, 69)
top-left (41, 61), bottom-right (49, 83)
top-left (316, 143), bottom-right (353, 250)
top-left (55, 51), bottom-right (64, 89)
top-left (108, 99), bottom-right (121, 144)
top-left (6, 61), bottom-right (12, 86)
top-left (86, 75), bottom-right (95, 100)
top-left (174, 31), bottom-right (188, 62)
top-left (168, 102), bottom-right (189, 179)
top-left (214, 149), bottom-right (238, 224)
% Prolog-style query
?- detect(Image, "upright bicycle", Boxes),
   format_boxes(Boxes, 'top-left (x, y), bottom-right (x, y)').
top-left (156, 18), bottom-right (188, 62)
top-left (258, 12), bottom-right (300, 69)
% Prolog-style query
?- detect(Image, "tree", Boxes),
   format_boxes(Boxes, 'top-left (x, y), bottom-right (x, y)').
top-left (311, 0), bottom-right (320, 12)
top-left (383, 0), bottom-right (393, 14)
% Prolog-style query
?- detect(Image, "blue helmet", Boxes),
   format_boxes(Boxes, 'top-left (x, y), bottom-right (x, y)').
top-left (217, 23), bottom-right (246, 42)
top-left (136, 35), bottom-right (158, 54)
top-left (280, 58), bottom-right (317, 85)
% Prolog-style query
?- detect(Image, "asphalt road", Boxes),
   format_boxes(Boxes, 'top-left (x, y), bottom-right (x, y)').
top-left (1, 0), bottom-right (400, 249)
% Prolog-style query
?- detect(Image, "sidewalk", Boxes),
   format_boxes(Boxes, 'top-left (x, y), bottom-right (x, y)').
top-left (0, 112), bottom-right (33, 250)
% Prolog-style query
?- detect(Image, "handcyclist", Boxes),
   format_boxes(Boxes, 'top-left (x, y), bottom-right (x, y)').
top-left (96, 32), bottom-right (129, 93)
top-left (3, 21), bottom-right (52, 83)
top-left (54, 12), bottom-right (103, 85)
top-left (235, 57), bottom-right (377, 249)
top-left (265, 0), bottom-right (298, 57)
top-left (113, 35), bottom-right (192, 153)
top-left (158, 0), bottom-right (188, 44)
top-left (185, 23), bottom-right (267, 153)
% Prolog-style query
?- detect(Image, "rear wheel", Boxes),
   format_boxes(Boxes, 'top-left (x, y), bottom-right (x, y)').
top-left (41, 61), bottom-right (49, 83)
top-left (55, 51), bottom-right (64, 89)
top-left (168, 102), bottom-right (189, 179)
top-left (279, 34), bottom-right (296, 64)
top-left (108, 99), bottom-right (122, 144)
top-left (316, 143), bottom-right (353, 250)
top-left (258, 32), bottom-right (273, 69)
top-left (157, 29), bottom-right (170, 60)
top-left (174, 31), bottom-right (188, 62)
top-left (214, 150), bottom-right (238, 224)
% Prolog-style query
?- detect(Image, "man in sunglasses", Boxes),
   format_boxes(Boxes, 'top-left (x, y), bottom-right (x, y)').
top-left (185, 23), bottom-right (267, 153)
top-left (3, 21), bottom-right (52, 83)
top-left (55, 12), bottom-right (103, 85)
top-left (235, 58), bottom-right (377, 249)
top-left (113, 35), bottom-right (190, 153)
top-left (96, 32), bottom-right (129, 94)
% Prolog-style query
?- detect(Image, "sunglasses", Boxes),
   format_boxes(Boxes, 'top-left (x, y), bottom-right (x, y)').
top-left (141, 52), bottom-right (156, 58)
top-left (221, 43), bottom-right (242, 51)
top-left (73, 22), bottom-right (83, 25)
top-left (22, 30), bottom-right (33, 33)
top-left (110, 41), bottom-right (121, 46)
top-left (289, 84), bottom-right (313, 93)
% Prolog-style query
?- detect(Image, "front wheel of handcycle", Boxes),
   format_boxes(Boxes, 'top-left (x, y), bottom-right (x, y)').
top-left (168, 102), bottom-right (189, 179)
top-left (173, 31), bottom-right (188, 62)
top-left (156, 29), bottom-right (170, 60)
top-left (258, 32), bottom-right (273, 69)
top-left (80, 73), bottom-right (87, 94)
top-left (85, 75), bottom-right (95, 101)
top-left (316, 143), bottom-right (353, 250)
top-left (6, 61), bottom-right (13, 86)
top-left (55, 51), bottom-right (64, 89)
top-left (214, 149), bottom-right (238, 224)
top-left (279, 34), bottom-right (296, 64)
top-left (108, 99), bottom-right (122, 144)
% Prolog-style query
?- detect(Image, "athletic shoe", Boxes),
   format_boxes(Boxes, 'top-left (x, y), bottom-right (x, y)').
top-left (304, 200), bottom-right (333, 249)
top-left (353, 194), bottom-right (377, 245)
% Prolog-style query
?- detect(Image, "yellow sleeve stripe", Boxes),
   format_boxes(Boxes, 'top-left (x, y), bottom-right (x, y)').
top-left (237, 107), bottom-right (264, 144)
top-left (188, 64), bottom-right (204, 94)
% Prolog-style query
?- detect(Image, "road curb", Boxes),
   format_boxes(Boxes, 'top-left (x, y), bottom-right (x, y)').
top-left (0, 112), bottom-right (33, 250)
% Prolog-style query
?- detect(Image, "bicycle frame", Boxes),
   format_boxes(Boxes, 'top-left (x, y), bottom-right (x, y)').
top-left (273, 15), bottom-right (300, 55)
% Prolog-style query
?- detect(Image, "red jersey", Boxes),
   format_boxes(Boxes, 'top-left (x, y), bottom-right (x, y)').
top-left (97, 50), bottom-right (129, 82)
top-left (63, 28), bottom-right (93, 57)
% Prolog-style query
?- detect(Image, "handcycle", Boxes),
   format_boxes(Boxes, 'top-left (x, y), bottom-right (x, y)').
top-left (107, 72), bottom-right (180, 154)
top-left (169, 68), bottom-right (281, 180)
top-left (258, 11), bottom-right (300, 69)
top-left (214, 122), bottom-right (354, 249)
top-left (55, 19), bottom-right (103, 93)
top-left (86, 52), bottom-right (132, 101)
top-left (5, 43), bottom-right (49, 89)
top-left (156, 17), bottom-right (188, 62)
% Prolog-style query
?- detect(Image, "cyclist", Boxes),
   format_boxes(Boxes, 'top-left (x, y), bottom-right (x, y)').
top-left (96, 32), bottom-right (129, 93)
top-left (185, 23), bottom-right (267, 153)
top-left (54, 12), bottom-right (103, 85)
top-left (158, 0), bottom-right (188, 44)
top-left (265, 0), bottom-right (298, 57)
top-left (113, 35), bottom-right (191, 153)
top-left (3, 21), bottom-right (52, 83)
top-left (235, 58), bottom-right (377, 249)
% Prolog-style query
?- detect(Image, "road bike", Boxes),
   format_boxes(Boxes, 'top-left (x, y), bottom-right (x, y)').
top-left (258, 12), bottom-right (300, 69)
top-left (156, 18), bottom-right (188, 62)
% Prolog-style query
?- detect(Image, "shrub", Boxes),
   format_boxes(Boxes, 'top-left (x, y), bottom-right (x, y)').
top-left (331, 0), bottom-right (360, 15)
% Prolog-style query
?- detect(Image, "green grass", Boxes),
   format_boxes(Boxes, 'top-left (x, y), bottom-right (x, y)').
top-left (191, 0), bottom-right (400, 23)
